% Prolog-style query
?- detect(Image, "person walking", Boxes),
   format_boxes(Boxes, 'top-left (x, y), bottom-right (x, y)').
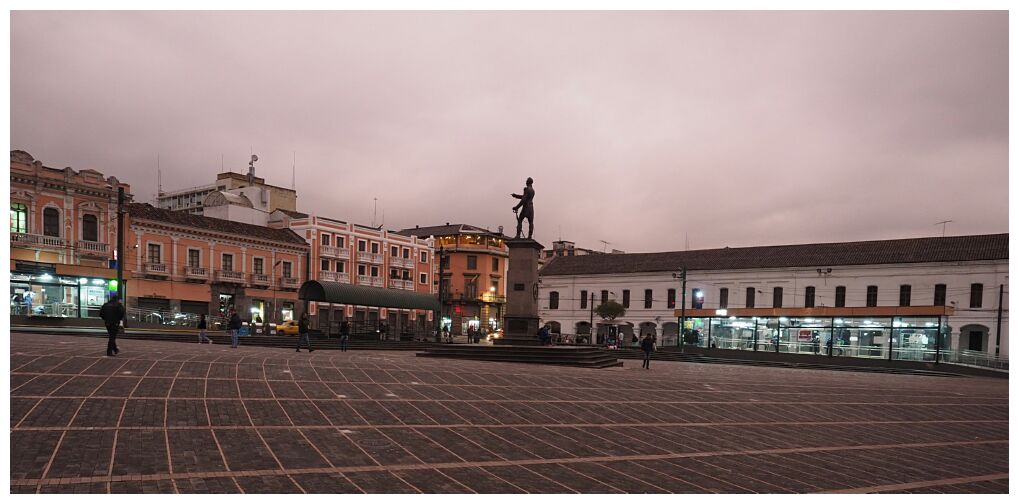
top-left (640, 334), bottom-right (655, 370)
top-left (99, 294), bottom-right (125, 357)
top-left (197, 314), bottom-right (213, 344)
top-left (340, 320), bottom-right (350, 352)
top-left (296, 313), bottom-right (314, 352)
top-left (228, 309), bottom-right (242, 348)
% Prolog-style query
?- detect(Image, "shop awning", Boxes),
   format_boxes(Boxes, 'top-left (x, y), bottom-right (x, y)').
top-left (298, 280), bottom-right (441, 312)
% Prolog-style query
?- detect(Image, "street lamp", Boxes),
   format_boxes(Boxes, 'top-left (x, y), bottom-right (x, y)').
top-left (673, 268), bottom-right (687, 351)
top-left (272, 259), bottom-right (283, 325)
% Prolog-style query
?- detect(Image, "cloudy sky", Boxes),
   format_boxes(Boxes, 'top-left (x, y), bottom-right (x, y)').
top-left (11, 11), bottom-right (1008, 252)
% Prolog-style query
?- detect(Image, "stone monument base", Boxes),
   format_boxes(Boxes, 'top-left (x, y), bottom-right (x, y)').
top-left (494, 315), bottom-right (541, 346)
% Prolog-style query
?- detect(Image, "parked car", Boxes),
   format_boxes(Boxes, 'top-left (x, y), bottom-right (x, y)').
top-left (276, 320), bottom-right (300, 335)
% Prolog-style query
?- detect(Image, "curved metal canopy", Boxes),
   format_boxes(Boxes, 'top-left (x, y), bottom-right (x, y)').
top-left (298, 280), bottom-right (440, 311)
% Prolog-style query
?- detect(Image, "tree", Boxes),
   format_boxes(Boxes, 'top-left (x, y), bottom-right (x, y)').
top-left (595, 300), bottom-right (626, 321)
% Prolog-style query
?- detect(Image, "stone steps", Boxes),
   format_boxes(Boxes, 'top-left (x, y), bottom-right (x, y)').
top-left (417, 345), bottom-right (623, 368)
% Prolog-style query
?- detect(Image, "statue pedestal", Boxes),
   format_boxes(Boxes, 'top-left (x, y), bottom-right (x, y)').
top-left (495, 238), bottom-right (544, 346)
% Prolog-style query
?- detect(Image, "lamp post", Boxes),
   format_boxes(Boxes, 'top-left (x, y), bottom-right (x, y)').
top-left (272, 259), bottom-right (283, 325)
top-left (436, 245), bottom-right (446, 342)
top-left (674, 268), bottom-right (687, 351)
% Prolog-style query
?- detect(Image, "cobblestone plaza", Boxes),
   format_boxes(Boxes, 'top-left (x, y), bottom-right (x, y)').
top-left (9, 333), bottom-right (1008, 493)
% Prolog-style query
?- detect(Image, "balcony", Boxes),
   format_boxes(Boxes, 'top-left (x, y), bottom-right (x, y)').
top-left (184, 265), bottom-right (208, 281)
top-left (11, 232), bottom-right (67, 250)
top-left (391, 257), bottom-right (415, 269)
top-left (144, 262), bottom-right (169, 276)
top-left (320, 245), bottom-right (350, 259)
top-left (320, 271), bottom-right (350, 283)
top-left (216, 269), bottom-right (245, 284)
top-left (279, 276), bottom-right (300, 289)
top-left (75, 240), bottom-right (109, 256)
top-left (358, 275), bottom-right (384, 288)
top-left (389, 278), bottom-right (415, 290)
top-left (358, 252), bottom-right (384, 265)
top-left (250, 273), bottom-right (271, 286)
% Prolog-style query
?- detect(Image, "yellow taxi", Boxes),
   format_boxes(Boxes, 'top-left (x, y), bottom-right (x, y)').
top-left (276, 320), bottom-right (300, 335)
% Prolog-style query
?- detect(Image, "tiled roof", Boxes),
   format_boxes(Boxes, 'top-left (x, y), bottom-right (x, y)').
top-left (539, 233), bottom-right (1008, 276)
top-left (398, 223), bottom-right (505, 238)
top-left (127, 203), bottom-right (308, 246)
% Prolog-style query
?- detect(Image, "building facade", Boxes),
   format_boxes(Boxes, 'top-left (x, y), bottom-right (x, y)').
top-left (124, 203), bottom-right (308, 324)
top-left (156, 164), bottom-right (297, 215)
top-left (399, 224), bottom-right (509, 335)
top-left (539, 234), bottom-right (1009, 362)
top-left (10, 150), bottom-right (129, 319)
top-left (272, 211), bottom-right (437, 331)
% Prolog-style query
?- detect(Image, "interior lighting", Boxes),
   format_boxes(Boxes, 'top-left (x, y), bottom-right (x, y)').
top-left (92, 279), bottom-right (105, 285)
top-left (38, 274), bottom-right (53, 281)
top-left (79, 278), bottom-right (89, 284)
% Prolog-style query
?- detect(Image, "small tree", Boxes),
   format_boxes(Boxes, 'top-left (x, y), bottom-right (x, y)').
top-left (595, 300), bottom-right (626, 321)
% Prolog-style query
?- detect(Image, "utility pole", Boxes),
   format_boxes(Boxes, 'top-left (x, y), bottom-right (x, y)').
top-left (116, 187), bottom-right (126, 323)
top-left (436, 245), bottom-right (446, 342)
top-left (678, 267), bottom-right (687, 352)
top-left (589, 292), bottom-right (595, 342)
top-left (995, 284), bottom-right (1004, 358)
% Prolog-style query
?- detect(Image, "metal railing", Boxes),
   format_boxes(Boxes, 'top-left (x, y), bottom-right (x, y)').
top-left (940, 349), bottom-right (1009, 370)
top-left (126, 307), bottom-right (226, 328)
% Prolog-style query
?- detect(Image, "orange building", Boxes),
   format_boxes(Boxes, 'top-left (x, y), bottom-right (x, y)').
top-left (10, 150), bottom-right (129, 319)
top-left (398, 223), bottom-right (509, 335)
top-left (124, 203), bottom-right (309, 324)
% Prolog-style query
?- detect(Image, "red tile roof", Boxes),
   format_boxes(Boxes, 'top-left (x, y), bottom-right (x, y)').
top-left (127, 203), bottom-right (308, 246)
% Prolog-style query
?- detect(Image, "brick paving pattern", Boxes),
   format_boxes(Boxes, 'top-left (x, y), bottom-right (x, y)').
top-left (9, 332), bottom-right (1008, 493)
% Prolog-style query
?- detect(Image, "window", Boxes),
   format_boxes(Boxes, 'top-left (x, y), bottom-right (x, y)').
top-left (391, 246), bottom-right (398, 257)
top-left (970, 283), bottom-right (984, 308)
top-left (644, 289), bottom-right (653, 309)
top-left (420, 272), bottom-right (427, 284)
top-left (322, 234), bottom-right (331, 247)
top-left (222, 253), bottom-right (234, 271)
top-left (10, 203), bottom-right (27, 233)
top-left (465, 277), bottom-right (478, 298)
top-left (492, 279), bottom-right (499, 293)
top-left (148, 243), bottom-right (161, 264)
top-left (390, 268), bottom-right (399, 279)
top-left (370, 266), bottom-right (379, 277)
top-left (719, 288), bottom-right (729, 309)
top-left (82, 214), bottom-right (98, 242)
top-left (492, 257), bottom-right (499, 270)
top-left (253, 257), bottom-right (264, 275)
top-left (549, 291), bottom-right (559, 310)
top-left (692, 288), bottom-right (703, 309)
top-left (371, 242), bottom-right (379, 254)
top-left (358, 240), bottom-right (367, 252)
top-left (358, 264), bottom-right (366, 276)
top-left (835, 286), bottom-right (846, 307)
top-left (968, 330), bottom-right (984, 351)
top-left (335, 236), bottom-right (345, 248)
top-left (622, 289), bottom-right (630, 308)
top-left (403, 248), bottom-right (410, 259)
top-left (467, 255), bottom-right (478, 270)
top-left (746, 287), bottom-right (755, 308)
top-left (282, 261), bottom-right (293, 278)
top-left (934, 284), bottom-right (947, 306)
top-left (667, 289), bottom-right (676, 309)
top-left (188, 249), bottom-right (200, 268)
top-left (773, 287), bottom-right (783, 308)
top-left (866, 286), bottom-right (878, 307)
top-left (899, 285), bottom-right (911, 307)
top-left (43, 207), bottom-right (60, 237)
top-left (600, 290), bottom-right (609, 306)
top-left (320, 259), bottom-right (330, 272)
top-left (580, 290), bottom-right (588, 309)
top-left (804, 286), bottom-right (815, 308)
top-left (420, 251), bottom-right (428, 263)
top-left (336, 261), bottom-right (345, 273)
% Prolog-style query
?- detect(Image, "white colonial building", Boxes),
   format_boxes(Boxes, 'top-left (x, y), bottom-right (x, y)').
top-left (538, 233), bottom-right (1008, 363)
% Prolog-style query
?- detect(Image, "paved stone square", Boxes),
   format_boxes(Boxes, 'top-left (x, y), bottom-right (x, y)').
top-left (9, 332), bottom-right (1008, 493)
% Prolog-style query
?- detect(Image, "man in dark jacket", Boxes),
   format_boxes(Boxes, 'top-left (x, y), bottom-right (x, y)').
top-left (99, 294), bottom-right (125, 356)
top-left (640, 334), bottom-right (655, 369)
top-left (228, 310), bottom-right (242, 348)
top-left (339, 320), bottom-right (350, 352)
top-left (296, 313), bottom-right (313, 352)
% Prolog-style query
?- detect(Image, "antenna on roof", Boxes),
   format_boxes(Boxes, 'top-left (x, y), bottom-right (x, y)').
top-left (371, 197), bottom-right (378, 228)
top-left (220, 153), bottom-right (224, 171)
top-left (935, 220), bottom-right (953, 237)
top-left (599, 240), bottom-right (610, 252)
top-left (685, 233), bottom-right (690, 251)
top-left (292, 151), bottom-right (296, 190)
top-left (156, 155), bottom-right (162, 196)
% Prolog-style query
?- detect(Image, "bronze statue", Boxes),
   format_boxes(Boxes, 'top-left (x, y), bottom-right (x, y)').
top-left (511, 177), bottom-right (535, 239)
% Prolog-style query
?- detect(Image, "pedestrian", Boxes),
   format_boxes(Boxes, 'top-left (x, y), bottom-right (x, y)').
top-left (296, 313), bottom-right (314, 352)
top-left (228, 309), bottom-right (242, 348)
top-left (99, 294), bottom-right (125, 357)
top-left (443, 325), bottom-right (450, 344)
top-left (340, 320), bottom-right (350, 352)
top-left (640, 334), bottom-right (655, 369)
top-left (537, 324), bottom-right (551, 346)
top-left (197, 314), bottom-right (212, 344)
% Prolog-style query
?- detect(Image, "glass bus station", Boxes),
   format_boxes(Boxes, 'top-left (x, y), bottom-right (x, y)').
top-left (675, 306), bottom-right (954, 362)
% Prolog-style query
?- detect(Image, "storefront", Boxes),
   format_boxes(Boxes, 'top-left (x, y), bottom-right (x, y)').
top-left (10, 261), bottom-right (116, 319)
top-left (674, 306), bottom-right (954, 363)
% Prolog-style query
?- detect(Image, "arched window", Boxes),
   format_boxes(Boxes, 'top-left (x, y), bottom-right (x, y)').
top-left (43, 208), bottom-right (60, 237)
top-left (82, 214), bottom-right (99, 242)
top-left (804, 286), bottom-right (815, 308)
top-left (10, 203), bottom-right (27, 233)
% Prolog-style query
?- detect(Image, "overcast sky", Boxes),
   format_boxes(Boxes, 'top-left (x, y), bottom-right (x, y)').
top-left (11, 11), bottom-right (1008, 252)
